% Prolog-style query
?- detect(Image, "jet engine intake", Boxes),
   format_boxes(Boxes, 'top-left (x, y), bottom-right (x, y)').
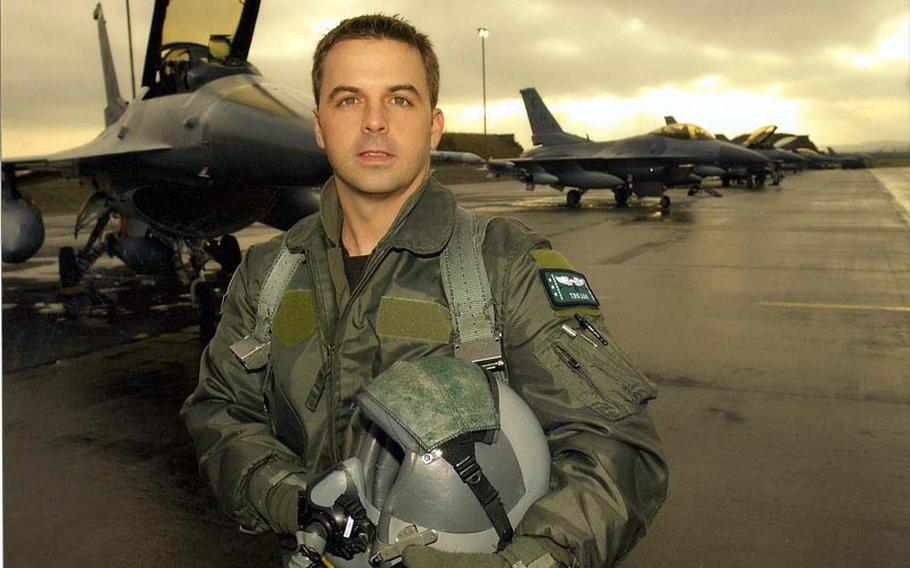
top-left (2, 195), bottom-right (45, 263)
top-left (259, 186), bottom-right (321, 230)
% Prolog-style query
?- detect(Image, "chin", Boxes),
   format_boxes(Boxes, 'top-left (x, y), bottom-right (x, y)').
top-left (346, 173), bottom-right (409, 195)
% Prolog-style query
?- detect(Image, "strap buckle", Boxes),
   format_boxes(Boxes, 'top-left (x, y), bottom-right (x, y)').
top-left (229, 334), bottom-right (270, 371)
top-left (455, 333), bottom-right (508, 382)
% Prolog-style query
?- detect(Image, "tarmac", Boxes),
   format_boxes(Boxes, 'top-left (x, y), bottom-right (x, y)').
top-left (3, 168), bottom-right (909, 567)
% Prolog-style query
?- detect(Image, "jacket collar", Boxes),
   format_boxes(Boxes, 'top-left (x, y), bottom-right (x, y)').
top-left (290, 174), bottom-right (456, 255)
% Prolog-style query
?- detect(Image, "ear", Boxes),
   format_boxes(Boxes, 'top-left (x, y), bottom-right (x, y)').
top-left (313, 108), bottom-right (326, 150)
top-left (430, 107), bottom-right (444, 150)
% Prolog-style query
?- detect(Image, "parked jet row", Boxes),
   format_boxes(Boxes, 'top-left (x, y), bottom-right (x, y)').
top-left (1, 0), bottom-right (869, 323)
top-left (484, 88), bottom-right (771, 209)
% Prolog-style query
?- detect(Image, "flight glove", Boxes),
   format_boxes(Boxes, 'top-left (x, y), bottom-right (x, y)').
top-left (262, 473), bottom-right (306, 534)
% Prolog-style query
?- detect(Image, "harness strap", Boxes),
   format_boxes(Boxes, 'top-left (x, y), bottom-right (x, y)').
top-left (230, 241), bottom-right (305, 371)
top-left (440, 207), bottom-right (507, 382)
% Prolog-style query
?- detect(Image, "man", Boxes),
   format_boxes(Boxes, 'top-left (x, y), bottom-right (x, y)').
top-left (182, 14), bottom-right (668, 568)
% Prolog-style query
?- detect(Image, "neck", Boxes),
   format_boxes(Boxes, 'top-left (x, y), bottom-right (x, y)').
top-left (335, 171), bottom-right (428, 256)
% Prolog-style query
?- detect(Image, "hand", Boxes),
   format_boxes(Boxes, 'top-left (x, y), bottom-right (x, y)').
top-left (400, 536), bottom-right (568, 568)
top-left (297, 462), bottom-right (373, 560)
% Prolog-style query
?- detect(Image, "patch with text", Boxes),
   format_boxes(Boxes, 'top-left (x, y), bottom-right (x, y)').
top-left (539, 269), bottom-right (600, 308)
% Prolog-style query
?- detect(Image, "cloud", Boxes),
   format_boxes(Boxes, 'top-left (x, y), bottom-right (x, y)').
top-left (2, 0), bottom-right (908, 156)
top-left (824, 15), bottom-right (910, 69)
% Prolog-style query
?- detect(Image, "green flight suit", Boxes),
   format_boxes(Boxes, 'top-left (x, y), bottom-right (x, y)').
top-left (182, 176), bottom-right (668, 567)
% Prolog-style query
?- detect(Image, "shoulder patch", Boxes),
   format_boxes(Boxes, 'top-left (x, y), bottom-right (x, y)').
top-left (539, 269), bottom-right (600, 309)
top-left (531, 249), bottom-right (574, 270)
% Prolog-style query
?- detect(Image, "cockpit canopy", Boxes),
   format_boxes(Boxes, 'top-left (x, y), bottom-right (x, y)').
top-left (159, 1), bottom-right (245, 49)
top-left (743, 125), bottom-right (777, 148)
top-left (143, 0), bottom-right (261, 97)
top-left (650, 123), bottom-right (716, 140)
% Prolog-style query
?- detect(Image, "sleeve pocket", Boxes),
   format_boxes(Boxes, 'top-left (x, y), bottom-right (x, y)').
top-left (533, 324), bottom-right (656, 421)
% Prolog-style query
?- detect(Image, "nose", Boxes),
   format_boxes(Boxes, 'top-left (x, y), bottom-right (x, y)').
top-left (362, 100), bottom-right (388, 134)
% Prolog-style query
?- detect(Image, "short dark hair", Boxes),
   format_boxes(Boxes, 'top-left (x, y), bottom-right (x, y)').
top-left (312, 14), bottom-right (440, 108)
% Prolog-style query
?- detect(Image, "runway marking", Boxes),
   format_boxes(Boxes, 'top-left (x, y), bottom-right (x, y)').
top-left (758, 301), bottom-right (910, 313)
top-left (872, 168), bottom-right (910, 227)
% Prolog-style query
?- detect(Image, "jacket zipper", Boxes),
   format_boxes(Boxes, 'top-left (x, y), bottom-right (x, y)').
top-left (326, 244), bottom-right (392, 463)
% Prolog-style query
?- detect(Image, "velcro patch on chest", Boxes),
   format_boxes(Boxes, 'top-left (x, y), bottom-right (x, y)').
top-left (539, 269), bottom-right (600, 308)
top-left (273, 289), bottom-right (317, 347)
top-left (377, 296), bottom-right (452, 343)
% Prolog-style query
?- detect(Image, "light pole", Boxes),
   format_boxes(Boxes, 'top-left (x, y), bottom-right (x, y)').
top-left (477, 27), bottom-right (489, 135)
top-left (126, 0), bottom-right (136, 99)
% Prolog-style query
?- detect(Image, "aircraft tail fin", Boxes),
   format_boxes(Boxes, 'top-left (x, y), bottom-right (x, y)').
top-left (520, 88), bottom-right (586, 146)
top-left (94, 3), bottom-right (127, 126)
top-left (664, 116), bottom-right (677, 125)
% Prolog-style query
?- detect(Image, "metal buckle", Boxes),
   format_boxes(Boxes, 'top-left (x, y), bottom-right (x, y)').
top-left (229, 334), bottom-right (270, 371)
top-left (369, 524), bottom-right (438, 566)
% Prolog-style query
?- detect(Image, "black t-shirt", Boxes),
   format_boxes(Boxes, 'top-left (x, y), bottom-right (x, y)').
top-left (342, 248), bottom-right (370, 289)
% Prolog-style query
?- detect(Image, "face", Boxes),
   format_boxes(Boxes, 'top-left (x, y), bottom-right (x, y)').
top-left (313, 38), bottom-right (444, 199)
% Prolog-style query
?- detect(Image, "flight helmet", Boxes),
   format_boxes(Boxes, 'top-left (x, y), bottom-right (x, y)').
top-left (327, 356), bottom-right (550, 567)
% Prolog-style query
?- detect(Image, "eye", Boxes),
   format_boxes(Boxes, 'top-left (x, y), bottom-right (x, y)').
top-left (336, 96), bottom-right (358, 107)
top-left (390, 96), bottom-right (412, 107)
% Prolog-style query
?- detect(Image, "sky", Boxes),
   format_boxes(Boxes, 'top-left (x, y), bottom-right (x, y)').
top-left (1, 0), bottom-right (908, 157)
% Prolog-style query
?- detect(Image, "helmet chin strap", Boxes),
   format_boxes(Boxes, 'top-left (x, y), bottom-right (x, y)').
top-left (440, 432), bottom-right (514, 550)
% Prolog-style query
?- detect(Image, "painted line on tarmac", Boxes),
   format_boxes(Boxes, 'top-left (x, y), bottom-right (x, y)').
top-left (872, 169), bottom-right (910, 226)
top-left (758, 301), bottom-right (910, 313)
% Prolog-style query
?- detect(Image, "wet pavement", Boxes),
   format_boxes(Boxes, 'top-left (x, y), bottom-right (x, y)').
top-left (3, 169), bottom-right (909, 566)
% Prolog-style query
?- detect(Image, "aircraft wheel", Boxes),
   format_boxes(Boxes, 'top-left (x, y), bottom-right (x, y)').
top-left (660, 195), bottom-right (671, 209)
top-left (721, 177), bottom-right (730, 188)
top-left (687, 186), bottom-right (698, 196)
top-left (217, 235), bottom-right (242, 275)
top-left (59, 247), bottom-right (82, 289)
top-left (566, 189), bottom-right (582, 208)
top-left (614, 188), bottom-right (630, 207)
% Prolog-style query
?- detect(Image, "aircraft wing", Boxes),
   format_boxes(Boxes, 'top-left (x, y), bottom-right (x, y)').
top-left (3, 134), bottom-right (173, 176)
top-left (486, 155), bottom-right (695, 188)
top-left (495, 154), bottom-right (694, 171)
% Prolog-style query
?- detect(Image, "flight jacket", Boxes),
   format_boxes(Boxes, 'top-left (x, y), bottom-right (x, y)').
top-left (181, 175), bottom-right (668, 567)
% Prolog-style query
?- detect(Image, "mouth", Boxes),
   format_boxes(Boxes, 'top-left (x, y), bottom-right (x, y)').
top-left (356, 149), bottom-right (396, 164)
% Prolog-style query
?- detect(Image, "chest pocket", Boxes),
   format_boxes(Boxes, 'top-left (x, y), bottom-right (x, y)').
top-left (273, 289), bottom-right (318, 347)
